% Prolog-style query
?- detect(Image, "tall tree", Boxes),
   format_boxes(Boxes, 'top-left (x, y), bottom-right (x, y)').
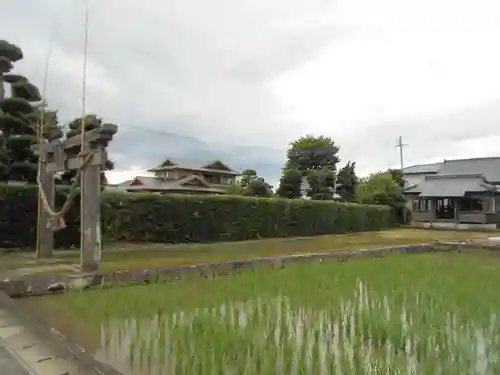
top-left (244, 177), bottom-right (273, 198)
top-left (285, 135), bottom-right (340, 172)
top-left (276, 167), bottom-right (302, 199)
top-left (278, 135), bottom-right (340, 198)
top-left (232, 169), bottom-right (273, 198)
top-left (389, 168), bottom-right (406, 188)
top-left (336, 161), bottom-right (358, 202)
top-left (60, 114), bottom-right (115, 185)
top-left (306, 167), bottom-right (336, 200)
top-left (0, 40), bottom-right (44, 182)
top-left (240, 169), bottom-right (257, 188)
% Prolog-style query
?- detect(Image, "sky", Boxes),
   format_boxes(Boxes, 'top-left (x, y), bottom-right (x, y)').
top-left (2, 0), bottom-right (500, 186)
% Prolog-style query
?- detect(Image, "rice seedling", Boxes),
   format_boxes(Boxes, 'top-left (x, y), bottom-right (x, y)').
top-left (33, 252), bottom-right (500, 374)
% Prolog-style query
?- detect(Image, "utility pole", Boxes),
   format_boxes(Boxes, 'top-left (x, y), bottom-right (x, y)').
top-left (395, 136), bottom-right (407, 172)
top-left (395, 136), bottom-right (408, 223)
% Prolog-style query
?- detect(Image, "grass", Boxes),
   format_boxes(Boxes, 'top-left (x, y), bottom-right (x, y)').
top-left (0, 228), bottom-right (493, 275)
top-left (25, 250), bottom-right (500, 374)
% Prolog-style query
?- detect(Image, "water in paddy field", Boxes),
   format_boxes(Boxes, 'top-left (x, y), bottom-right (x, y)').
top-left (95, 282), bottom-right (500, 375)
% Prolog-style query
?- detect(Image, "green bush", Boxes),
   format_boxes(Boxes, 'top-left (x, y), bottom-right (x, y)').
top-left (0, 184), bottom-right (396, 249)
top-left (0, 184), bottom-right (80, 249)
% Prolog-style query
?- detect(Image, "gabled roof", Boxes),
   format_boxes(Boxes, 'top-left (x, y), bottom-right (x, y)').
top-left (404, 173), bottom-right (495, 197)
top-left (403, 157), bottom-right (500, 182)
top-left (122, 174), bottom-right (225, 193)
top-left (147, 157), bottom-right (239, 175)
top-left (201, 160), bottom-right (232, 171)
top-left (403, 163), bottom-right (442, 175)
top-left (438, 157), bottom-right (500, 183)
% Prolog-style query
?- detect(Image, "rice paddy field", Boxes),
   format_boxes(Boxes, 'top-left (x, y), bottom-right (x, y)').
top-left (27, 250), bottom-right (500, 375)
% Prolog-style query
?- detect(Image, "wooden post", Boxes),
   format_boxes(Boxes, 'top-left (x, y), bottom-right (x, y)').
top-left (429, 198), bottom-right (434, 228)
top-left (33, 123), bottom-right (117, 272)
top-left (454, 199), bottom-right (460, 228)
top-left (36, 161), bottom-right (55, 258)
top-left (80, 161), bottom-right (102, 273)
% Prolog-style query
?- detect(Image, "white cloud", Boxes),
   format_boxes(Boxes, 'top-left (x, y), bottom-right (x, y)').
top-left (3, 0), bottom-right (500, 181)
top-left (270, 0), bottom-right (500, 175)
top-left (106, 167), bottom-right (152, 185)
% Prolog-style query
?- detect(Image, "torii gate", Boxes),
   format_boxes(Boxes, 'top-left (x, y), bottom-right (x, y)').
top-left (32, 123), bottom-right (118, 273)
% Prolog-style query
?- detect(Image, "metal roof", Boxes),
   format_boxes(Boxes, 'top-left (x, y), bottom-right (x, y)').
top-left (408, 174), bottom-right (492, 198)
top-left (403, 157), bottom-right (500, 182)
top-left (439, 157), bottom-right (500, 183)
top-left (403, 163), bottom-right (442, 175)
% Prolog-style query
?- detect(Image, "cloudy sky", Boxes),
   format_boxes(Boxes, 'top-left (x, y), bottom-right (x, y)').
top-left (2, 0), bottom-right (500, 186)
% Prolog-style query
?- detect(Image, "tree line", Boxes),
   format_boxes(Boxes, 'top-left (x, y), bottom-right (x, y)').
top-left (0, 39), bottom-right (116, 185)
top-left (229, 135), bottom-right (407, 220)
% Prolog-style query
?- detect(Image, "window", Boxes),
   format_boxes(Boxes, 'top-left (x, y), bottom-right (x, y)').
top-left (459, 198), bottom-right (482, 212)
top-left (412, 199), bottom-right (429, 212)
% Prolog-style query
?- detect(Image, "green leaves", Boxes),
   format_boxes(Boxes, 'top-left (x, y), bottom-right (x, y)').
top-left (0, 40), bottom-right (23, 63)
top-left (0, 57), bottom-right (13, 74)
top-left (276, 168), bottom-right (302, 199)
top-left (1, 97), bottom-right (33, 114)
top-left (0, 113), bottom-right (33, 136)
top-left (0, 184), bottom-right (395, 249)
top-left (286, 135), bottom-right (340, 172)
top-left (356, 171), bottom-right (405, 209)
top-left (306, 168), bottom-right (336, 200)
top-left (336, 161), bottom-right (358, 202)
top-left (2, 74), bottom-right (28, 84)
top-left (279, 135), bottom-right (341, 200)
top-left (11, 81), bottom-right (42, 101)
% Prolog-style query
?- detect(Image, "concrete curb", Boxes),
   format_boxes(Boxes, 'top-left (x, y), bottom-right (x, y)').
top-left (0, 292), bottom-right (123, 375)
top-left (1, 244), bottom-right (436, 298)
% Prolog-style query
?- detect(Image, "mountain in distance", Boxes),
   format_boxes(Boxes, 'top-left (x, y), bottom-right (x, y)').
top-left (108, 128), bottom-right (284, 185)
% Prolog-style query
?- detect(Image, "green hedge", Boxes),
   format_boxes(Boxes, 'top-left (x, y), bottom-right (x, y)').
top-left (0, 184), bottom-right (396, 249)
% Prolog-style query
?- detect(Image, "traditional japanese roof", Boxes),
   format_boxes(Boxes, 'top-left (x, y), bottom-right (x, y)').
top-left (122, 174), bottom-right (226, 193)
top-left (403, 157), bottom-right (500, 197)
top-left (438, 157), bottom-right (500, 183)
top-left (402, 163), bottom-right (443, 175)
top-left (147, 157), bottom-right (239, 175)
top-left (405, 173), bottom-right (497, 197)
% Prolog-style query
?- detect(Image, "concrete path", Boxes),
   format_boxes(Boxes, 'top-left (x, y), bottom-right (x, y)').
top-left (0, 309), bottom-right (95, 375)
top-left (0, 344), bottom-right (31, 375)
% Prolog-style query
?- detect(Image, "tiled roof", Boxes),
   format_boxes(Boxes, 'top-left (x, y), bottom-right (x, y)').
top-left (124, 175), bottom-right (226, 193)
top-left (147, 157), bottom-right (239, 175)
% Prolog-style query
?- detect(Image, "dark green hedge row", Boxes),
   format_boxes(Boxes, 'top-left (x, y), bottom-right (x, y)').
top-left (0, 184), bottom-right (396, 249)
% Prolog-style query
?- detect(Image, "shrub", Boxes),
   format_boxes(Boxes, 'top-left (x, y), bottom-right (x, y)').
top-left (0, 184), bottom-right (396, 249)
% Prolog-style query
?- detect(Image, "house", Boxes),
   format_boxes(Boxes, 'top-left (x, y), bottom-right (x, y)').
top-left (403, 157), bottom-right (500, 230)
top-left (111, 158), bottom-right (240, 195)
